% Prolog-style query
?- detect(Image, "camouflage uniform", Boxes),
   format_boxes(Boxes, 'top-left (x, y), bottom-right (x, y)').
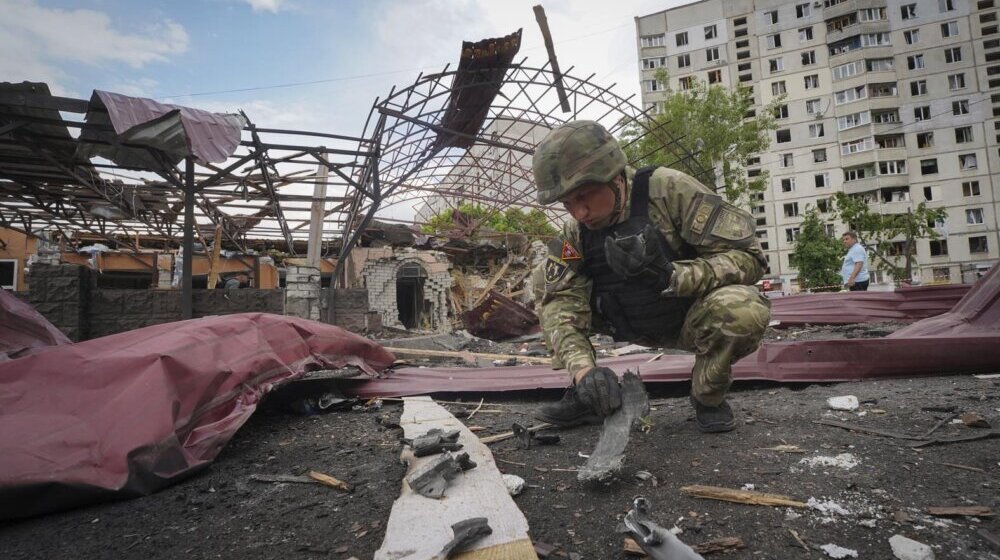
top-left (531, 166), bottom-right (771, 407)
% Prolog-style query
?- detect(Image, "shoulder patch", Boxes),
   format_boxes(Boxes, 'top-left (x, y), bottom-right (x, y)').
top-left (560, 240), bottom-right (582, 260)
top-left (544, 256), bottom-right (569, 284)
top-left (712, 206), bottom-right (755, 242)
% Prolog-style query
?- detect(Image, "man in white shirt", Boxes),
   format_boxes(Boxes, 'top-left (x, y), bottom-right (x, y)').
top-left (840, 231), bottom-right (870, 291)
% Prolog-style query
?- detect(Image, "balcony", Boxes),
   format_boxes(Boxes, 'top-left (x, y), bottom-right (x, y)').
top-left (877, 200), bottom-right (913, 214)
top-left (842, 176), bottom-right (879, 194)
top-left (824, 0), bottom-right (859, 20)
top-left (866, 96), bottom-right (900, 111)
top-left (840, 148), bottom-right (878, 167)
top-left (875, 173), bottom-right (909, 188)
top-left (838, 126), bottom-right (873, 142)
top-left (876, 147), bottom-right (907, 161)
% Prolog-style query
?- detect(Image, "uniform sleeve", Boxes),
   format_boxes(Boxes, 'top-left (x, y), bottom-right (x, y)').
top-left (530, 226), bottom-right (595, 374)
top-left (649, 169), bottom-right (766, 298)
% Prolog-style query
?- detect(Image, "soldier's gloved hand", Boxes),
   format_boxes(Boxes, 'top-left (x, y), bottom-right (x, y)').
top-left (604, 224), bottom-right (674, 291)
top-left (574, 366), bottom-right (622, 417)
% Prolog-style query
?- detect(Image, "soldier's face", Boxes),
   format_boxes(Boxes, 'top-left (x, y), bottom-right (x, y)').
top-left (559, 180), bottom-right (619, 229)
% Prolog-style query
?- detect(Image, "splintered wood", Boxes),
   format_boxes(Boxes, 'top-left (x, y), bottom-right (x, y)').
top-left (680, 485), bottom-right (807, 508)
top-left (374, 397), bottom-right (538, 560)
top-left (307, 470), bottom-right (351, 492)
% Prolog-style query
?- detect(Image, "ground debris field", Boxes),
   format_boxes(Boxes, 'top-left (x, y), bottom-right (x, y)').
top-left (3, 325), bottom-right (999, 560)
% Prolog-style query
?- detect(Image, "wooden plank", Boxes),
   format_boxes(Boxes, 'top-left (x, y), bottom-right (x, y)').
top-left (206, 224), bottom-right (223, 289)
top-left (472, 254), bottom-right (514, 307)
top-left (374, 397), bottom-right (539, 560)
top-left (680, 485), bottom-right (807, 508)
top-left (383, 346), bottom-right (551, 365)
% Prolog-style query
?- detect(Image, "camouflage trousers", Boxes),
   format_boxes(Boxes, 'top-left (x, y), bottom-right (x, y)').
top-left (661, 285), bottom-right (771, 407)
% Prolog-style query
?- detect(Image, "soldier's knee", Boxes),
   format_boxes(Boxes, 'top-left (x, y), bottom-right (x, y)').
top-left (700, 285), bottom-right (770, 339)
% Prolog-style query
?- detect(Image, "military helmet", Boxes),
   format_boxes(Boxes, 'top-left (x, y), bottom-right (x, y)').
top-left (532, 120), bottom-right (627, 205)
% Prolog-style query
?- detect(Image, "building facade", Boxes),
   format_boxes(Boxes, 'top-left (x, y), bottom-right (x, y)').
top-left (636, 0), bottom-right (1000, 287)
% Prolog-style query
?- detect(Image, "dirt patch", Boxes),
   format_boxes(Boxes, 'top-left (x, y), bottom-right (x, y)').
top-left (2, 324), bottom-right (998, 559)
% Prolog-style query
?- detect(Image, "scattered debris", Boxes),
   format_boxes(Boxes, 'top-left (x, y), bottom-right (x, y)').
top-left (960, 412), bottom-right (991, 428)
top-left (533, 541), bottom-right (559, 558)
top-left (480, 423), bottom-right (553, 444)
top-left (402, 428), bottom-right (463, 457)
top-left (820, 543), bottom-right (858, 558)
top-left (680, 485), bottom-right (807, 508)
top-left (619, 497), bottom-right (705, 560)
top-left (758, 444), bottom-right (806, 453)
top-left (691, 537), bottom-right (746, 555)
top-left (308, 471), bottom-right (352, 492)
top-left (973, 373), bottom-right (1000, 379)
top-left (788, 529), bottom-right (810, 551)
top-left (979, 528), bottom-right (1000, 552)
top-left (435, 517), bottom-right (492, 559)
top-left (382, 346), bottom-right (551, 365)
top-left (925, 505), bottom-right (993, 517)
top-left (249, 474), bottom-right (316, 484)
top-left (511, 422), bottom-right (561, 449)
top-left (799, 453), bottom-right (859, 470)
top-left (827, 396), bottom-right (859, 411)
top-left (578, 371), bottom-right (650, 482)
top-left (807, 497), bottom-right (851, 516)
top-left (502, 474), bottom-right (525, 497)
top-left (406, 452), bottom-right (477, 499)
top-left (933, 462), bottom-right (985, 473)
top-left (888, 534), bottom-right (935, 560)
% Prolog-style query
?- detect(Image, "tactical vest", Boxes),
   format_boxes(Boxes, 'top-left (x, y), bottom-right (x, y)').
top-left (579, 167), bottom-right (696, 342)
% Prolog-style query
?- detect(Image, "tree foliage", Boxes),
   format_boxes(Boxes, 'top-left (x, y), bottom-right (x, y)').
top-left (789, 208), bottom-right (842, 290)
top-left (421, 203), bottom-right (557, 238)
top-left (618, 71), bottom-right (783, 209)
top-left (832, 192), bottom-right (948, 282)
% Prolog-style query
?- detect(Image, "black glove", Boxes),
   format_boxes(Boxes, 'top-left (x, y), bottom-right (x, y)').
top-left (604, 224), bottom-right (674, 291)
top-left (575, 367), bottom-right (622, 417)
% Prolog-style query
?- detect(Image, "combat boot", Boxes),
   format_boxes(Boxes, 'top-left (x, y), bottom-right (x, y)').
top-left (690, 396), bottom-right (737, 433)
top-left (534, 387), bottom-right (602, 427)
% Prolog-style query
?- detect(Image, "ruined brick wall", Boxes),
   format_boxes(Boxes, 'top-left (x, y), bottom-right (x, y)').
top-left (326, 288), bottom-right (382, 333)
top-left (284, 265), bottom-right (321, 321)
top-left (26, 263), bottom-right (94, 341)
top-left (361, 248), bottom-right (452, 332)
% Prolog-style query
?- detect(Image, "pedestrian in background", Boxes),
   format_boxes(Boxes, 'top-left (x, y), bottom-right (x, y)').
top-left (840, 232), bottom-right (869, 291)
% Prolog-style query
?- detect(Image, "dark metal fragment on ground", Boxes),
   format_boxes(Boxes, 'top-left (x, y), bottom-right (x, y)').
top-left (577, 370), bottom-right (649, 482)
top-left (435, 517), bottom-right (493, 559)
top-left (407, 452), bottom-right (477, 499)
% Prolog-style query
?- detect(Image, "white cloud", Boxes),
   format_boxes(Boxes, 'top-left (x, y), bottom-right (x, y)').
top-left (243, 0), bottom-right (283, 13)
top-left (0, 0), bottom-right (189, 93)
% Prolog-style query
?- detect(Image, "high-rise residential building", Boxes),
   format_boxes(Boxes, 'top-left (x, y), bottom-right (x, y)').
top-left (636, 0), bottom-right (1000, 288)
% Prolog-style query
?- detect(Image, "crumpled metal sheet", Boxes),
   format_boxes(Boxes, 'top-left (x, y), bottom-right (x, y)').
top-left (769, 284), bottom-right (970, 326)
top-left (343, 268), bottom-right (1000, 398)
top-left (0, 313), bottom-right (394, 520)
top-left (0, 288), bottom-right (70, 362)
top-left (77, 90), bottom-right (245, 167)
top-left (578, 371), bottom-right (649, 482)
top-left (461, 290), bottom-right (540, 341)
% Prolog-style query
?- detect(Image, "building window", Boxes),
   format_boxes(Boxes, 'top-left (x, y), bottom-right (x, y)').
top-left (641, 34), bottom-right (665, 48)
top-left (945, 47), bottom-right (962, 63)
top-left (838, 111), bottom-right (871, 130)
top-left (914, 106), bottom-right (931, 121)
top-left (879, 160), bottom-right (906, 175)
top-left (832, 61), bottom-right (862, 80)
top-left (930, 240), bottom-right (949, 256)
top-left (860, 7), bottom-right (886, 21)
top-left (678, 53), bottom-right (691, 68)
top-left (966, 208), bottom-right (985, 224)
top-left (817, 198), bottom-right (832, 213)
top-left (904, 29), bottom-right (920, 44)
top-left (679, 76), bottom-right (694, 90)
top-left (953, 99), bottom-right (970, 115)
top-left (844, 167), bottom-right (868, 181)
top-left (705, 25), bottom-right (717, 40)
top-left (785, 227), bottom-right (800, 243)
top-left (0, 260), bottom-right (15, 290)
top-left (776, 129), bottom-right (791, 143)
top-left (799, 26), bottom-right (814, 41)
top-left (772, 81), bottom-right (787, 95)
top-left (907, 54), bottom-right (925, 70)
top-left (862, 33), bottom-right (891, 46)
top-left (867, 58), bottom-right (894, 72)
top-left (921, 159), bottom-right (939, 174)
top-left (872, 110), bottom-right (900, 124)
top-left (784, 202), bottom-right (800, 217)
top-left (941, 0), bottom-right (956, 11)
top-left (708, 69), bottom-right (722, 84)
top-left (901, 4), bottom-right (917, 19)
top-left (815, 173), bottom-right (829, 187)
top-left (767, 33), bottom-right (782, 49)
top-left (802, 50), bottom-right (816, 65)
top-left (813, 148), bottom-right (827, 162)
top-left (676, 32), bottom-right (688, 46)
top-left (917, 131), bottom-right (934, 148)
top-left (769, 58), bottom-right (784, 73)
top-left (955, 126), bottom-right (973, 143)
top-left (780, 152), bottom-right (793, 167)
top-left (960, 153), bottom-right (978, 170)
top-left (842, 137), bottom-right (874, 155)
top-left (963, 180), bottom-right (981, 196)
top-left (781, 177), bottom-right (796, 192)
top-left (809, 123), bottom-right (825, 137)
top-left (706, 47), bottom-right (720, 62)
top-left (642, 57), bottom-right (666, 70)
top-left (969, 236), bottom-right (989, 254)
top-left (941, 21), bottom-right (959, 38)
top-left (948, 73), bottom-right (966, 90)
top-left (766, 10), bottom-right (779, 24)
top-left (924, 185), bottom-right (941, 200)
top-left (796, 3), bottom-right (811, 18)
top-left (835, 85), bottom-right (867, 105)
top-left (910, 80), bottom-right (928, 96)
top-left (644, 79), bottom-right (663, 92)
top-left (805, 99), bottom-right (822, 114)
top-left (804, 74), bottom-right (819, 89)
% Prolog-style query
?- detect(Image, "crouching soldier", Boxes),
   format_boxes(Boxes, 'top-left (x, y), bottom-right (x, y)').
top-left (530, 120), bottom-right (771, 433)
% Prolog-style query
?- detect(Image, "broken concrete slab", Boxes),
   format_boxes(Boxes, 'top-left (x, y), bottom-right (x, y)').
top-left (889, 534), bottom-right (935, 560)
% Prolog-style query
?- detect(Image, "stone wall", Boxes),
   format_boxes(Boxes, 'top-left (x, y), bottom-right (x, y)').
top-left (326, 288), bottom-right (382, 334)
top-left (27, 263), bottom-right (94, 341)
top-left (284, 265), bottom-right (321, 321)
top-left (361, 248), bottom-right (453, 332)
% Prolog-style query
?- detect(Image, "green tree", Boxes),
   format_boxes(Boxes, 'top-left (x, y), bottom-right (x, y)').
top-left (619, 70), bottom-right (783, 209)
top-left (421, 203), bottom-right (557, 238)
top-left (789, 208), bottom-right (842, 290)
top-left (832, 192), bottom-right (947, 282)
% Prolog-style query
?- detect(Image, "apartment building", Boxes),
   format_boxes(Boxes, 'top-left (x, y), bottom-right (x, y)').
top-left (636, 0), bottom-right (1000, 287)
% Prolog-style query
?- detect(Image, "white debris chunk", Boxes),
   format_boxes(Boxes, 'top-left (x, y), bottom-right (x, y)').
top-left (742, 483), bottom-right (756, 491)
top-left (827, 395), bottom-right (859, 411)
top-left (889, 534), bottom-right (935, 560)
top-left (808, 497), bottom-right (852, 516)
top-left (800, 453), bottom-right (859, 470)
top-left (502, 474), bottom-right (525, 496)
top-left (820, 543), bottom-right (858, 558)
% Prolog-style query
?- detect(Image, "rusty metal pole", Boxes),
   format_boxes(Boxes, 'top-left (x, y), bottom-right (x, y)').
top-left (181, 157), bottom-right (195, 320)
top-left (533, 5), bottom-right (572, 113)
